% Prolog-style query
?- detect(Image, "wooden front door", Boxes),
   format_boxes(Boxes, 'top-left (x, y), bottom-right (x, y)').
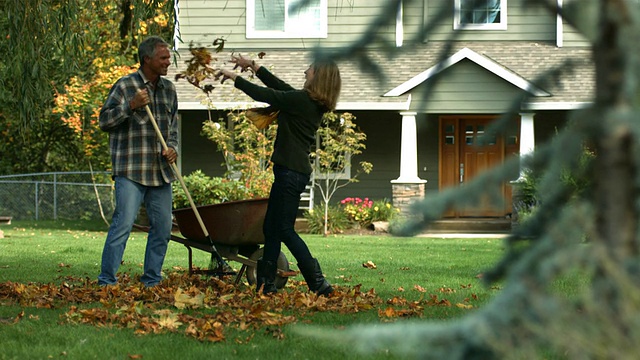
top-left (439, 116), bottom-right (518, 217)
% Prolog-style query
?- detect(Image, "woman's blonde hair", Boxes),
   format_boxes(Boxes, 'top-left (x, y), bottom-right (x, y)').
top-left (305, 59), bottom-right (341, 112)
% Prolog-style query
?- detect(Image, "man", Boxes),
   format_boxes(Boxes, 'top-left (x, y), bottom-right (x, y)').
top-left (97, 36), bottom-right (178, 287)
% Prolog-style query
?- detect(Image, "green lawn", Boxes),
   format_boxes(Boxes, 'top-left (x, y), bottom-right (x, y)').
top-left (0, 220), bottom-right (506, 360)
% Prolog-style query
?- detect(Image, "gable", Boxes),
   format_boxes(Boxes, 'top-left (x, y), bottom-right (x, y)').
top-left (385, 47), bottom-right (549, 97)
top-left (408, 59), bottom-right (530, 113)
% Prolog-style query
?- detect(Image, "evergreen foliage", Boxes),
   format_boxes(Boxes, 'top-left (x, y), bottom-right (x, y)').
top-left (300, 0), bottom-right (640, 358)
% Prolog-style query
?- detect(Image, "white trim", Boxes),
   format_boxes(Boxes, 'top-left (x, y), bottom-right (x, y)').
top-left (453, 0), bottom-right (508, 31)
top-left (178, 101), bottom-right (267, 110)
top-left (179, 96), bottom-right (413, 111)
top-left (173, 0), bottom-right (181, 50)
top-left (396, 0), bottom-right (404, 47)
top-left (522, 101), bottom-right (591, 110)
top-left (383, 47), bottom-right (550, 97)
top-left (556, 0), bottom-right (563, 48)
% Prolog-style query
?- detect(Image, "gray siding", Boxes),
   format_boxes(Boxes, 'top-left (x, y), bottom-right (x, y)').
top-left (313, 110), bottom-right (402, 206)
top-left (418, 114), bottom-right (441, 194)
top-left (560, 0), bottom-right (594, 48)
top-left (178, 0), bottom-right (561, 50)
top-left (179, 110), bottom-right (227, 178)
top-left (561, 20), bottom-right (591, 48)
top-left (415, 0), bottom-right (556, 43)
top-left (408, 60), bottom-right (524, 113)
top-left (178, 0), bottom-right (394, 49)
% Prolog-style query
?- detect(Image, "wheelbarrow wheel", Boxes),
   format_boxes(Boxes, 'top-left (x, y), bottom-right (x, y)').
top-left (246, 248), bottom-right (289, 289)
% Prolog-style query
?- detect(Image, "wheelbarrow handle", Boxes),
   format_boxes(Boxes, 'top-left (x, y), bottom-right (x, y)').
top-left (144, 104), bottom-right (210, 240)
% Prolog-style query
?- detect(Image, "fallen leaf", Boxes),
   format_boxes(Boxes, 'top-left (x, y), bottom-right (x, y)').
top-left (174, 288), bottom-right (205, 309)
top-left (456, 303), bottom-right (473, 309)
top-left (362, 261), bottom-right (377, 269)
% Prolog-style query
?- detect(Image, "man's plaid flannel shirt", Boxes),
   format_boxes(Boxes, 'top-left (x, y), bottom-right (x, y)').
top-left (99, 70), bottom-right (179, 187)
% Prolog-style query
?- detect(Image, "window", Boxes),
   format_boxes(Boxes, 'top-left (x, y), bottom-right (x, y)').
top-left (454, 0), bottom-right (507, 30)
top-left (246, 0), bottom-right (327, 38)
top-left (312, 117), bottom-right (352, 181)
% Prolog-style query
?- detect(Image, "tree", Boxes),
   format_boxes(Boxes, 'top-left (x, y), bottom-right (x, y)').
top-left (312, 111), bottom-right (372, 236)
top-left (300, 0), bottom-right (640, 358)
top-left (0, 0), bottom-right (175, 174)
top-left (201, 110), bottom-right (276, 200)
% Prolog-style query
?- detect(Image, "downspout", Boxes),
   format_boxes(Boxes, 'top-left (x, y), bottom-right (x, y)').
top-left (396, 0), bottom-right (403, 47)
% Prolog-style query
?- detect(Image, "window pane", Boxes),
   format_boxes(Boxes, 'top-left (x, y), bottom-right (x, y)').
top-left (460, 0), bottom-right (501, 25)
top-left (288, 0), bottom-right (321, 33)
top-left (255, 0), bottom-right (285, 31)
top-left (445, 135), bottom-right (455, 145)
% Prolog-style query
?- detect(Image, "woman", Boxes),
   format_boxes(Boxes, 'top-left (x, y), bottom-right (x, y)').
top-left (220, 55), bottom-right (341, 296)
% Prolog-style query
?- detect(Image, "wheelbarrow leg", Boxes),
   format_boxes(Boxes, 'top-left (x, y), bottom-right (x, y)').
top-left (235, 265), bottom-right (248, 286)
top-left (185, 245), bottom-right (194, 274)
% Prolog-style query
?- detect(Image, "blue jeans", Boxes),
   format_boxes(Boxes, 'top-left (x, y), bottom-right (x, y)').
top-left (98, 176), bottom-right (173, 286)
top-left (262, 165), bottom-right (314, 264)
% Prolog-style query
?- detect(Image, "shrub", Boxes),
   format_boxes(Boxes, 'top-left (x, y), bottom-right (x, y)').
top-left (340, 197), bottom-right (373, 228)
top-left (340, 197), bottom-right (399, 228)
top-left (513, 146), bottom-right (594, 223)
top-left (369, 199), bottom-right (400, 223)
top-left (172, 170), bottom-right (269, 209)
top-left (303, 204), bottom-right (349, 235)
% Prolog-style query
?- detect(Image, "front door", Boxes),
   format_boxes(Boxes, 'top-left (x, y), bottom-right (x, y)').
top-left (439, 116), bottom-right (518, 217)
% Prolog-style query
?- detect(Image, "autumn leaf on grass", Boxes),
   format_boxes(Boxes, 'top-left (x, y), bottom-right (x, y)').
top-left (0, 310), bottom-right (24, 324)
top-left (362, 261), bottom-right (377, 269)
top-left (265, 326), bottom-right (285, 340)
top-left (438, 287), bottom-right (455, 294)
top-left (413, 284), bottom-right (427, 293)
top-left (154, 309), bottom-right (183, 331)
top-left (378, 307), bottom-right (422, 320)
top-left (425, 294), bottom-right (451, 307)
top-left (455, 303), bottom-right (473, 309)
top-left (174, 288), bottom-right (205, 309)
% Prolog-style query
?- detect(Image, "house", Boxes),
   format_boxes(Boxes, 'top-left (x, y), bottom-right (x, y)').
top-left (167, 0), bottom-right (594, 219)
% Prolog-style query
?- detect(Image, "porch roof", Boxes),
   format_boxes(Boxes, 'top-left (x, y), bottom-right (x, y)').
top-left (167, 41), bottom-right (594, 112)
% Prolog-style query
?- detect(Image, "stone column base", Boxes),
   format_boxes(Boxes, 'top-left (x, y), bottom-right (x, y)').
top-left (391, 182), bottom-right (425, 215)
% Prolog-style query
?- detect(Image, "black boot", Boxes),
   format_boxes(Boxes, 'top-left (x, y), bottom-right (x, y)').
top-left (297, 258), bottom-right (333, 296)
top-left (256, 259), bottom-right (277, 294)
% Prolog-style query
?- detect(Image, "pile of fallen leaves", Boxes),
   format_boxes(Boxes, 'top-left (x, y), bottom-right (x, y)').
top-left (0, 271), bottom-right (477, 343)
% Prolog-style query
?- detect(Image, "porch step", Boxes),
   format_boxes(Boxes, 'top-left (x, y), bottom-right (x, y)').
top-left (424, 218), bottom-right (512, 234)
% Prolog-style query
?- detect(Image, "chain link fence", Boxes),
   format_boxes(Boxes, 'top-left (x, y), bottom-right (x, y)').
top-left (0, 172), bottom-right (115, 221)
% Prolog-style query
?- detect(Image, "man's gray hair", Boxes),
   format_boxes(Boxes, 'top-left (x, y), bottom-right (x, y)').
top-left (138, 36), bottom-right (170, 66)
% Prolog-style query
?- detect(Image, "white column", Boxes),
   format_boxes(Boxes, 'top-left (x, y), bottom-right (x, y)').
top-left (392, 112), bottom-right (426, 184)
top-left (519, 112), bottom-right (535, 176)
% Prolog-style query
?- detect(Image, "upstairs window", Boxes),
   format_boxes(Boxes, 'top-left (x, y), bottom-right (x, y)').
top-left (247, 0), bottom-right (327, 38)
top-left (454, 0), bottom-right (507, 30)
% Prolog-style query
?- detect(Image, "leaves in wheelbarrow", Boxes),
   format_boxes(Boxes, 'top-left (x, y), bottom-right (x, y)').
top-left (0, 271), bottom-right (477, 343)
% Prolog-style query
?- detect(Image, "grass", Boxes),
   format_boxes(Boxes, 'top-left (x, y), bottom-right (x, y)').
top-left (0, 220), bottom-right (509, 360)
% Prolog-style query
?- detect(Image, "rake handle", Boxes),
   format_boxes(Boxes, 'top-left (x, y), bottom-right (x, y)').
top-left (144, 105), bottom-right (210, 239)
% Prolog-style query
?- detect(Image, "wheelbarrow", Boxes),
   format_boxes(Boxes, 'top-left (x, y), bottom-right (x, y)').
top-left (136, 105), bottom-right (292, 289)
top-left (135, 198), bottom-right (294, 289)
